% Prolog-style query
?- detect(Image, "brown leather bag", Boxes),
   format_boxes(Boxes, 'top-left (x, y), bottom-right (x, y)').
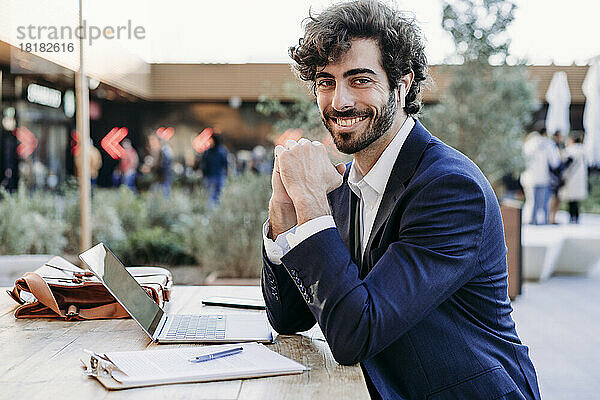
top-left (6, 256), bottom-right (172, 320)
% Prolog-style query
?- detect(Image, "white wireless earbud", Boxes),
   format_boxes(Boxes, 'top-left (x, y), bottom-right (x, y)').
top-left (399, 83), bottom-right (406, 109)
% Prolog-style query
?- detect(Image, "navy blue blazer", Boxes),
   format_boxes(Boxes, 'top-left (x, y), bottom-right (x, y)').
top-left (261, 120), bottom-right (541, 400)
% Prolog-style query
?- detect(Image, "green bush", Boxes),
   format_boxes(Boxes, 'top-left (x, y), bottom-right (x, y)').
top-left (0, 187), bottom-right (67, 254)
top-left (145, 190), bottom-right (193, 231)
top-left (1, 174), bottom-right (272, 278)
top-left (91, 200), bottom-right (127, 249)
top-left (118, 227), bottom-right (195, 266)
top-left (185, 173), bottom-right (270, 278)
top-left (582, 172), bottom-right (600, 214)
top-left (104, 187), bottom-right (148, 233)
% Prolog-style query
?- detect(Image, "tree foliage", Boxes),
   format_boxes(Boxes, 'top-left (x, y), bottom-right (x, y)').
top-left (442, 0), bottom-right (516, 64)
top-left (421, 0), bottom-right (538, 184)
top-left (256, 82), bottom-right (327, 141)
top-left (256, 82), bottom-right (351, 164)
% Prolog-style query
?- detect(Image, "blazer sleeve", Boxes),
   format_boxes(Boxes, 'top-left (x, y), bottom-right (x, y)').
top-left (261, 245), bottom-right (316, 334)
top-left (279, 173), bottom-right (486, 365)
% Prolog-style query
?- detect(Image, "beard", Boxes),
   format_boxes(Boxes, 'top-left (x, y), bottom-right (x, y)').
top-left (322, 90), bottom-right (397, 154)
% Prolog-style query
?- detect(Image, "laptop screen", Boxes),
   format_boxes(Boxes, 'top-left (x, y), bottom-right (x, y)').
top-left (80, 243), bottom-right (164, 337)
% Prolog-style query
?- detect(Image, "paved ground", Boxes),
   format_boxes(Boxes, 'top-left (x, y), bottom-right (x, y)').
top-left (512, 264), bottom-right (600, 400)
top-left (513, 211), bottom-right (600, 399)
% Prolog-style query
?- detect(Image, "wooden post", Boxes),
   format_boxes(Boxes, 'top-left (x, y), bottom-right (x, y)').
top-left (76, 0), bottom-right (92, 252)
top-left (500, 199), bottom-right (523, 300)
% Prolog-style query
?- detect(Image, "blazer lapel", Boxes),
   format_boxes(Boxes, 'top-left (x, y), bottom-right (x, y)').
top-left (328, 162), bottom-right (353, 252)
top-left (362, 120), bottom-right (433, 268)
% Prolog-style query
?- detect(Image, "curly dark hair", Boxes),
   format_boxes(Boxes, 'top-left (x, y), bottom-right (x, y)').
top-left (289, 0), bottom-right (429, 115)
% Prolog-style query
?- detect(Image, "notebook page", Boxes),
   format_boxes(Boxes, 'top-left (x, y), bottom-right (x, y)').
top-left (102, 342), bottom-right (307, 383)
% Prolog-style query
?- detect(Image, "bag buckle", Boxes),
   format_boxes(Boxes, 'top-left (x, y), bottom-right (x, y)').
top-left (66, 305), bottom-right (79, 318)
top-left (74, 271), bottom-right (94, 279)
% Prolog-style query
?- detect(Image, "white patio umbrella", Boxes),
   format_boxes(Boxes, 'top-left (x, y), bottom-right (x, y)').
top-left (545, 71), bottom-right (571, 137)
top-left (582, 59), bottom-right (600, 167)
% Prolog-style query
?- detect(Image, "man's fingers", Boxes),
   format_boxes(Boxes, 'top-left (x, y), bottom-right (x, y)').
top-left (285, 139), bottom-right (298, 149)
top-left (298, 138), bottom-right (311, 145)
top-left (335, 163), bottom-right (346, 175)
top-left (274, 145), bottom-right (285, 158)
top-left (273, 145), bottom-right (286, 173)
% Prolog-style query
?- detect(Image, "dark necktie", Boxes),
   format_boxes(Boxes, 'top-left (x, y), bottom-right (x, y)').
top-left (352, 194), bottom-right (362, 267)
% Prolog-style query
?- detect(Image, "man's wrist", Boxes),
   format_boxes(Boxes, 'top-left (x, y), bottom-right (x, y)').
top-left (294, 195), bottom-right (331, 226)
top-left (269, 200), bottom-right (297, 240)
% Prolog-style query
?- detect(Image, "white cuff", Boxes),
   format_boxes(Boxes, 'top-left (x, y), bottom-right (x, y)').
top-left (286, 215), bottom-right (336, 249)
top-left (262, 220), bottom-right (296, 265)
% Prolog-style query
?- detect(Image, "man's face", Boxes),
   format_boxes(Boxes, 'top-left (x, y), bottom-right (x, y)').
top-left (316, 38), bottom-right (398, 154)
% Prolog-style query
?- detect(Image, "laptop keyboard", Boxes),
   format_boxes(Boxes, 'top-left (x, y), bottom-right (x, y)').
top-left (165, 314), bottom-right (226, 340)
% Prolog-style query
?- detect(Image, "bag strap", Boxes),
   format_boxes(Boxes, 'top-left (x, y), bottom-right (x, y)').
top-left (21, 272), bottom-right (66, 318)
top-left (77, 303), bottom-right (130, 319)
top-left (17, 273), bottom-right (132, 320)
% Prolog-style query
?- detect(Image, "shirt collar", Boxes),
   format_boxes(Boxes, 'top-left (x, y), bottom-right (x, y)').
top-left (348, 117), bottom-right (415, 199)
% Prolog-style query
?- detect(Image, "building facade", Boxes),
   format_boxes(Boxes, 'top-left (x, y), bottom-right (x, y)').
top-left (0, 40), bottom-right (591, 190)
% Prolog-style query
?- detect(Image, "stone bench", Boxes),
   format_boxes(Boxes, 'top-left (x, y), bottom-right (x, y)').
top-left (522, 219), bottom-right (600, 281)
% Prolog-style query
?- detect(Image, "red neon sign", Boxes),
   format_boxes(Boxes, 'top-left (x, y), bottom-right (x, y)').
top-left (101, 127), bottom-right (128, 159)
top-left (192, 128), bottom-right (213, 154)
top-left (156, 126), bottom-right (174, 141)
top-left (14, 127), bottom-right (38, 159)
top-left (71, 130), bottom-right (80, 156)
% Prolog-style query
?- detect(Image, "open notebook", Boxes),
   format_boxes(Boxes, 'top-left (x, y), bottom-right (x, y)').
top-left (82, 342), bottom-right (308, 390)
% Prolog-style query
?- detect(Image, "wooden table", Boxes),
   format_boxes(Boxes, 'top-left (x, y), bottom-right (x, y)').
top-left (0, 285), bottom-right (369, 399)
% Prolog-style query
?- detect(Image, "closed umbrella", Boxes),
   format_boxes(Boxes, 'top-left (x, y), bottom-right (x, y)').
top-left (583, 59), bottom-right (600, 167)
top-left (545, 71), bottom-right (571, 137)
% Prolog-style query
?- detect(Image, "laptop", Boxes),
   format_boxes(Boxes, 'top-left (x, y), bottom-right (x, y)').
top-left (79, 243), bottom-right (274, 344)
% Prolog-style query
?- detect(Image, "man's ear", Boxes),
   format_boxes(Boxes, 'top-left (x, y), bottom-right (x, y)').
top-left (399, 83), bottom-right (406, 108)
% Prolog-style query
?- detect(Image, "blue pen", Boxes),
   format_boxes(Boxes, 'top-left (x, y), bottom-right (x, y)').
top-left (188, 346), bottom-right (244, 363)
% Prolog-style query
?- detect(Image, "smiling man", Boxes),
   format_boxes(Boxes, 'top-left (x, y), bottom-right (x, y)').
top-left (260, 1), bottom-right (540, 399)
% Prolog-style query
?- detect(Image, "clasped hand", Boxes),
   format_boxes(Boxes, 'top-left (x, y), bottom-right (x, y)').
top-left (269, 138), bottom-right (345, 238)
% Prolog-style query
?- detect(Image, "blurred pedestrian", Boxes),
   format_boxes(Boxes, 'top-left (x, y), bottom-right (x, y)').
top-left (251, 145), bottom-right (269, 174)
top-left (559, 134), bottom-right (588, 223)
top-left (148, 134), bottom-right (174, 197)
top-left (74, 138), bottom-right (102, 187)
top-left (118, 139), bottom-right (139, 192)
top-left (202, 134), bottom-right (228, 208)
top-left (521, 127), bottom-right (561, 224)
top-left (548, 131), bottom-right (572, 224)
top-left (235, 150), bottom-right (252, 175)
top-left (1, 108), bottom-right (19, 193)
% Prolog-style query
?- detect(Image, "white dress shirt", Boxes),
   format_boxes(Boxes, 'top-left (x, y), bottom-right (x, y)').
top-left (263, 117), bottom-right (415, 265)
